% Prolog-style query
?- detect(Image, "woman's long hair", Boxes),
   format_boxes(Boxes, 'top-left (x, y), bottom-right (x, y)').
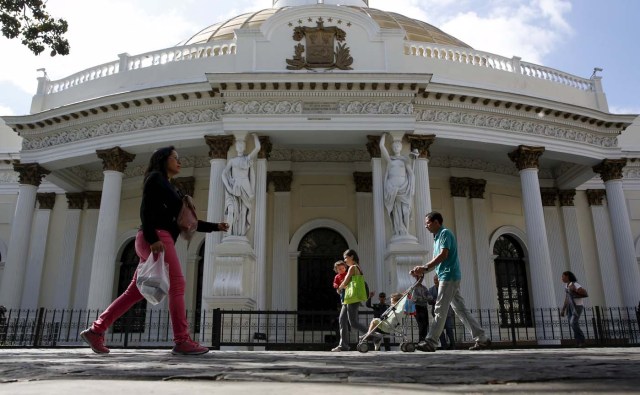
top-left (563, 271), bottom-right (577, 283)
top-left (143, 146), bottom-right (175, 185)
top-left (343, 249), bottom-right (359, 264)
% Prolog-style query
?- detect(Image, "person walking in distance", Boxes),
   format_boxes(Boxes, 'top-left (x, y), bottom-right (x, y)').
top-left (561, 271), bottom-right (588, 347)
top-left (80, 146), bottom-right (229, 355)
top-left (411, 211), bottom-right (491, 352)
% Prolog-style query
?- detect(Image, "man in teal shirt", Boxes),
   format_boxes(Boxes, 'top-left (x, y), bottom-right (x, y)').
top-left (411, 211), bottom-right (491, 352)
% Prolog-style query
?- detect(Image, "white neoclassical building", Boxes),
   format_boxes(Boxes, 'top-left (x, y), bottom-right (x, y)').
top-left (1, 0), bottom-right (640, 341)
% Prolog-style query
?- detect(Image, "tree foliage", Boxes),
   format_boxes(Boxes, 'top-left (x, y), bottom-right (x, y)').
top-left (0, 0), bottom-right (69, 56)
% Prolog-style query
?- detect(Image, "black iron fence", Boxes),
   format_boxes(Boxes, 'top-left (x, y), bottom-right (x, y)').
top-left (0, 306), bottom-right (638, 349)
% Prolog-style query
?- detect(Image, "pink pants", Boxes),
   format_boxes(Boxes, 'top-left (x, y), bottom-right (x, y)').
top-left (91, 230), bottom-right (190, 343)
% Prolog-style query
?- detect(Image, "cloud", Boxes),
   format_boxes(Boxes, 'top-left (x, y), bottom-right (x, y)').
top-left (0, 105), bottom-right (15, 116)
top-left (609, 106), bottom-right (640, 115)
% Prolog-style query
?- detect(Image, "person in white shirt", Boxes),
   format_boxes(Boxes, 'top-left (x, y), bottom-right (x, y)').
top-left (561, 271), bottom-right (588, 347)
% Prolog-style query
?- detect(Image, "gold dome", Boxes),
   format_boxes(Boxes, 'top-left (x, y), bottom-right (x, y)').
top-left (179, 7), bottom-right (472, 49)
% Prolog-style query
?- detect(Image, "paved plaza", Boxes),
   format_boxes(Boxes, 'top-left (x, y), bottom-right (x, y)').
top-left (0, 347), bottom-right (639, 394)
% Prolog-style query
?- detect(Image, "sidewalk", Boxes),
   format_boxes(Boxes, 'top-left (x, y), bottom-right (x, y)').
top-left (1, 347), bottom-right (639, 394)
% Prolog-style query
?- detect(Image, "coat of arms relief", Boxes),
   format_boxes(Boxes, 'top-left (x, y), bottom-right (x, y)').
top-left (286, 19), bottom-right (353, 70)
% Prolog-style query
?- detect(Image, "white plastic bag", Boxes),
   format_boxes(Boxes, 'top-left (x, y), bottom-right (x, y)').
top-left (136, 252), bottom-right (169, 305)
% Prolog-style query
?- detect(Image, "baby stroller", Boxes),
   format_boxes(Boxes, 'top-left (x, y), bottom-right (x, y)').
top-left (356, 278), bottom-right (422, 353)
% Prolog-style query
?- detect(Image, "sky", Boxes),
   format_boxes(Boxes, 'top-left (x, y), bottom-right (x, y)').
top-left (0, 0), bottom-right (639, 120)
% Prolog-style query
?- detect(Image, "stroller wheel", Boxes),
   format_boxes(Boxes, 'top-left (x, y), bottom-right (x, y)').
top-left (400, 342), bottom-right (407, 352)
top-left (357, 342), bottom-right (370, 353)
top-left (405, 342), bottom-right (416, 352)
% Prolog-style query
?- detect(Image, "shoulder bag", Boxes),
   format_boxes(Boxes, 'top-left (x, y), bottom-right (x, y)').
top-left (177, 195), bottom-right (198, 241)
top-left (343, 265), bottom-right (368, 305)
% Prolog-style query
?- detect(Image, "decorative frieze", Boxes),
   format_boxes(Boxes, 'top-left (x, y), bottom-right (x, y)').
top-left (205, 135), bottom-right (235, 160)
top-left (449, 177), bottom-right (468, 197)
top-left (558, 189), bottom-right (576, 206)
top-left (468, 179), bottom-right (487, 199)
top-left (406, 134), bottom-right (435, 159)
top-left (85, 191), bottom-right (102, 209)
top-left (21, 108), bottom-right (223, 151)
top-left (66, 192), bottom-right (85, 210)
top-left (593, 159), bottom-right (626, 182)
top-left (508, 145), bottom-right (545, 171)
top-left (586, 189), bottom-right (606, 206)
top-left (366, 135), bottom-right (381, 159)
top-left (36, 192), bottom-right (56, 209)
top-left (540, 188), bottom-right (558, 206)
top-left (269, 148), bottom-right (370, 162)
top-left (96, 146), bottom-right (135, 172)
top-left (173, 177), bottom-right (195, 197)
top-left (225, 101), bottom-right (302, 114)
top-left (338, 101), bottom-right (413, 115)
top-left (353, 172), bottom-right (373, 193)
top-left (13, 163), bottom-right (50, 186)
top-left (417, 109), bottom-right (617, 148)
top-left (267, 171), bottom-right (293, 192)
top-left (258, 136), bottom-right (273, 160)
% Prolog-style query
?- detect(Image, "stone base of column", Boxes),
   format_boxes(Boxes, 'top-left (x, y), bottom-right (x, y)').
top-left (385, 242), bottom-right (428, 295)
top-left (390, 234), bottom-right (419, 245)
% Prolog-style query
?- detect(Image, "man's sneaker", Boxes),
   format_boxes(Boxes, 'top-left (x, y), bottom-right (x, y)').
top-left (331, 346), bottom-right (345, 352)
top-left (80, 328), bottom-right (110, 354)
top-left (416, 340), bottom-right (436, 352)
top-left (469, 339), bottom-right (492, 351)
top-left (171, 339), bottom-right (209, 355)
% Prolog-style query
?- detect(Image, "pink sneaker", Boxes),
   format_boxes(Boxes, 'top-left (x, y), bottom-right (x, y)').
top-left (80, 328), bottom-right (110, 354)
top-left (171, 339), bottom-right (209, 355)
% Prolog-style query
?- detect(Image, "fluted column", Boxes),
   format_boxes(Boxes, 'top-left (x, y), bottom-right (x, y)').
top-left (586, 189), bottom-right (622, 306)
top-left (540, 188), bottom-right (568, 306)
top-left (21, 192), bottom-right (56, 309)
top-left (354, 171), bottom-right (375, 285)
top-left (202, 136), bottom-right (234, 305)
top-left (594, 158), bottom-right (640, 306)
top-left (508, 146), bottom-right (556, 309)
top-left (450, 177), bottom-right (477, 308)
top-left (268, 171), bottom-right (293, 310)
top-left (407, 135), bottom-right (435, 252)
top-left (86, 147), bottom-right (135, 310)
top-left (73, 192), bottom-right (100, 309)
top-left (367, 135), bottom-right (385, 292)
top-left (0, 163), bottom-right (49, 308)
top-left (254, 136), bottom-right (272, 310)
top-left (558, 190), bottom-right (588, 291)
top-left (51, 193), bottom-right (85, 309)
top-left (469, 179), bottom-right (497, 310)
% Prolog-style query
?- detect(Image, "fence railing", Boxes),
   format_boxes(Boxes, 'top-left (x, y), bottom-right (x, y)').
top-left (1, 306), bottom-right (638, 349)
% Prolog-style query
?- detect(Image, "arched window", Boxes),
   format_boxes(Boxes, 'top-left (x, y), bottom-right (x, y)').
top-left (113, 240), bottom-right (147, 333)
top-left (297, 227), bottom-right (348, 330)
top-left (493, 235), bottom-right (532, 327)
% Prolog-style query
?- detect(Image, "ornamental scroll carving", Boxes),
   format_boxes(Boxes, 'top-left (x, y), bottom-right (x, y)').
top-left (85, 191), bottom-right (102, 209)
top-left (417, 109), bottom-right (618, 148)
top-left (593, 159), bottom-right (626, 182)
top-left (13, 163), bottom-right (50, 186)
top-left (96, 147), bottom-right (135, 172)
top-left (66, 192), bottom-right (85, 210)
top-left (286, 20), bottom-right (353, 71)
top-left (270, 148), bottom-right (370, 162)
top-left (449, 177), bottom-right (468, 197)
top-left (468, 179), bottom-right (487, 199)
top-left (205, 135), bottom-right (234, 159)
top-left (225, 101), bottom-right (302, 115)
top-left (37, 192), bottom-right (56, 210)
top-left (22, 108), bottom-right (223, 151)
top-left (353, 172), bottom-right (373, 193)
top-left (338, 101), bottom-right (413, 115)
top-left (540, 188), bottom-right (558, 206)
top-left (558, 189), bottom-right (576, 207)
top-left (366, 135), bottom-right (381, 159)
top-left (267, 171), bottom-right (293, 192)
top-left (586, 189), bottom-right (606, 206)
top-left (508, 146), bottom-right (545, 171)
top-left (406, 134), bottom-right (435, 159)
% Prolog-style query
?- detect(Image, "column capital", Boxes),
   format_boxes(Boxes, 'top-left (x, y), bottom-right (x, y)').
top-left (593, 158), bottom-right (626, 182)
top-left (96, 146), bottom-right (135, 172)
top-left (586, 189), bottom-right (606, 206)
top-left (508, 145), bottom-right (545, 170)
top-left (468, 178), bottom-right (487, 199)
top-left (36, 192), bottom-right (56, 210)
top-left (205, 135), bottom-right (234, 159)
top-left (449, 177), bottom-right (468, 197)
top-left (540, 188), bottom-right (558, 206)
top-left (353, 171), bottom-right (373, 193)
top-left (66, 192), bottom-right (86, 209)
top-left (406, 134), bottom-right (435, 159)
top-left (258, 136), bottom-right (273, 160)
top-left (13, 163), bottom-right (50, 186)
top-left (173, 176), bottom-right (195, 197)
top-left (268, 171), bottom-right (293, 192)
top-left (85, 191), bottom-right (102, 209)
top-left (366, 135), bottom-right (381, 158)
top-left (558, 189), bottom-right (576, 206)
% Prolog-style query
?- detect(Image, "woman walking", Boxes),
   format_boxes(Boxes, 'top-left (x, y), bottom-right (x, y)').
top-left (333, 249), bottom-right (369, 352)
top-left (81, 146), bottom-right (228, 355)
top-left (561, 271), bottom-right (588, 347)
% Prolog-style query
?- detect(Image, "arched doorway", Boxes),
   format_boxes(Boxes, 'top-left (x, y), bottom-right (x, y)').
top-left (297, 227), bottom-right (348, 330)
top-left (113, 240), bottom-right (147, 333)
top-left (493, 234), bottom-right (532, 327)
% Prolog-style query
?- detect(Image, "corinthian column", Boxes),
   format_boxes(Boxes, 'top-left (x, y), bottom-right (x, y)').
top-left (407, 134), bottom-right (435, 251)
top-left (354, 172), bottom-right (375, 289)
top-left (73, 192), bottom-right (100, 309)
top-left (86, 147), bottom-right (135, 310)
top-left (254, 136), bottom-right (272, 309)
top-left (52, 193), bottom-right (84, 309)
top-left (469, 179), bottom-right (497, 310)
top-left (0, 163), bottom-right (49, 309)
top-left (269, 171), bottom-right (293, 310)
top-left (586, 189), bottom-right (622, 306)
top-left (558, 190), bottom-right (588, 292)
top-left (450, 177), bottom-right (477, 308)
top-left (21, 192), bottom-right (56, 309)
top-left (367, 135), bottom-right (386, 292)
top-left (540, 188), bottom-right (567, 307)
top-left (508, 146), bottom-right (556, 309)
top-left (593, 159), bottom-right (640, 307)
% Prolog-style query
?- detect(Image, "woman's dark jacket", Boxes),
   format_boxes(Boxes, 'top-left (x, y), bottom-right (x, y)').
top-left (140, 171), bottom-right (219, 244)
